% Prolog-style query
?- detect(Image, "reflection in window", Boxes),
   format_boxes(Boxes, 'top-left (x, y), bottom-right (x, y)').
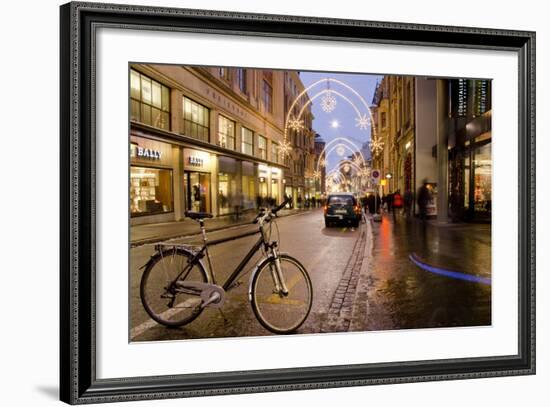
top-left (258, 135), bottom-right (267, 159)
top-left (218, 115), bottom-right (235, 150)
top-left (182, 96), bottom-right (210, 142)
top-left (474, 142), bottom-right (492, 213)
top-left (271, 142), bottom-right (279, 164)
top-left (262, 80), bottom-right (272, 113)
top-left (130, 69), bottom-right (170, 130)
top-left (236, 68), bottom-right (247, 93)
top-left (130, 167), bottom-right (173, 216)
top-left (241, 127), bottom-right (253, 155)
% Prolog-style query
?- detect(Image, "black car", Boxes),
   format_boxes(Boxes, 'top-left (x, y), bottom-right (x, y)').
top-left (324, 193), bottom-right (362, 228)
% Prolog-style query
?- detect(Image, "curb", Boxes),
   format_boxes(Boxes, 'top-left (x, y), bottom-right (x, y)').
top-left (130, 209), bottom-right (315, 248)
top-left (348, 217), bottom-right (374, 332)
top-left (320, 219), bottom-right (368, 333)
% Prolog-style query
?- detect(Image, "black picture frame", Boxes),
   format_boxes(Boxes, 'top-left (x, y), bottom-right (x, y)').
top-left (60, 1), bottom-right (536, 404)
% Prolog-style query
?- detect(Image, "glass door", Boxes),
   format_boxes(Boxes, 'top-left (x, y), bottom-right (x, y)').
top-left (185, 171), bottom-right (211, 213)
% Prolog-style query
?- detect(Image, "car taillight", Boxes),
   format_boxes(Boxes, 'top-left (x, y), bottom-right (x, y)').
top-left (354, 205), bottom-right (361, 213)
top-left (324, 205), bottom-right (328, 214)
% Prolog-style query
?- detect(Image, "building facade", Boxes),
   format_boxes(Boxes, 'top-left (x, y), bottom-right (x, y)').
top-left (282, 71), bottom-right (316, 207)
top-left (313, 134), bottom-right (326, 197)
top-left (371, 76), bottom-right (416, 196)
top-left (370, 75), bottom-right (491, 221)
top-left (130, 64), bottom-right (294, 225)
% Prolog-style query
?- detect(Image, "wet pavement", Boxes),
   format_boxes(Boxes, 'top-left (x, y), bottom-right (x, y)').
top-left (130, 209), bottom-right (362, 341)
top-left (129, 208), bottom-right (492, 342)
top-left (362, 213), bottom-right (492, 331)
top-left (131, 208), bottom-right (306, 246)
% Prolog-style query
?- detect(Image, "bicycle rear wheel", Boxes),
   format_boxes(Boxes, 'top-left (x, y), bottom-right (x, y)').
top-left (250, 254), bottom-right (313, 334)
top-left (140, 248), bottom-right (208, 327)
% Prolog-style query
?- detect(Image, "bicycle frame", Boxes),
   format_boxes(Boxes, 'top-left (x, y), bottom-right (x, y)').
top-left (168, 222), bottom-right (276, 292)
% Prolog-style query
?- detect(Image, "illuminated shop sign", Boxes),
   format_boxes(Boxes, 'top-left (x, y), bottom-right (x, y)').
top-left (136, 146), bottom-right (162, 160)
top-left (188, 156), bottom-right (204, 167)
top-left (184, 149), bottom-right (210, 172)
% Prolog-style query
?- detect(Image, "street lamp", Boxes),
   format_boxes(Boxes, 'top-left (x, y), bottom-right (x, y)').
top-left (385, 173), bottom-right (393, 179)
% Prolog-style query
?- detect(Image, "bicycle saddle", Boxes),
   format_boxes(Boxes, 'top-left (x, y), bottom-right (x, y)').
top-left (185, 210), bottom-right (213, 220)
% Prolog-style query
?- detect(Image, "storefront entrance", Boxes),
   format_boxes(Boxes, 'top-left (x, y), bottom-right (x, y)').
top-left (184, 171), bottom-right (211, 213)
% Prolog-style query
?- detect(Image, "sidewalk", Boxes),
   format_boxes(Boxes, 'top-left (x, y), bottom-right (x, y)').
top-left (131, 208), bottom-right (315, 246)
top-left (359, 212), bottom-right (492, 330)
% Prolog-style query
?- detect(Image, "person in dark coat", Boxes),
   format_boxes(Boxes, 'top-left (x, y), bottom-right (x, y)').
top-left (404, 189), bottom-right (413, 218)
top-left (417, 180), bottom-right (432, 221)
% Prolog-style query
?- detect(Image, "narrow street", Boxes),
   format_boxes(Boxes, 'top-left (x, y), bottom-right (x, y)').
top-left (130, 208), bottom-right (492, 342)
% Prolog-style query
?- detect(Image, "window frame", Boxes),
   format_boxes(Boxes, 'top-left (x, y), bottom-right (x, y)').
top-left (217, 115), bottom-right (236, 150)
top-left (182, 96), bottom-right (210, 142)
top-left (258, 135), bottom-right (267, 160)
top-left (241, 127), bottom-right (254, 156)
top-left (130, 69), bottom-right (170, 130)
top-left (262, 79), bottom-right (273, 113)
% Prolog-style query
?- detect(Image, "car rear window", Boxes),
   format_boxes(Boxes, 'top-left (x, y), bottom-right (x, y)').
top-left (328, 195), bottom-right (355, 205)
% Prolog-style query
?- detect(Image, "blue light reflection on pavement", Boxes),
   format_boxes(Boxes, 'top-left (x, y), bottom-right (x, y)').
top-left (409, 253), bottom-right (492, 286)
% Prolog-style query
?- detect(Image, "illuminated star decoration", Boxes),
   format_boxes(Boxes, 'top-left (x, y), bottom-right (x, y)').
top-left (313, 170), bottom-right (321, 180)
top-left (321, 91), bottom-right (337, 113)
top-left (318, 158), bottom-right (327, 168)
top-left (369, 136), bottom-right (384, 156)
top-left (360, 168), bottom-right (371, 178)
top-left (287, 117), bottom-right (304, 131)
top-left (355, 114), bottom-right (371, 130)
top-left (280, 139), bottom-right (292, 157)
top-left (336, 146), bottom-right (345, 156)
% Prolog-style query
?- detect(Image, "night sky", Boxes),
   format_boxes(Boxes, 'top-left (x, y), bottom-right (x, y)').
top-left (299, 71), bottom-right (382, 171)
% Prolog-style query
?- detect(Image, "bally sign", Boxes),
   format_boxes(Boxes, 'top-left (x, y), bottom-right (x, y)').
top-left (184, 149), bottom-right (210, 172)
top-left (188, 156), bottom-right (204, 167)
top-left (136, 146), bottom-right (162, 160)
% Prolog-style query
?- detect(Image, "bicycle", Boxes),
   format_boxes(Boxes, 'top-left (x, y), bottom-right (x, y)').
top-left (139, 197), bottom-right (313, 334)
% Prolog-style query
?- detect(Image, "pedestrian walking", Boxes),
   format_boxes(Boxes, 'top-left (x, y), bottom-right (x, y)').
top-left (386, 191), bottom-right (394, 215)
top-left (392, 189), bottom-right (403, 219)
top-left (297, 194), bottom-right (303, 210)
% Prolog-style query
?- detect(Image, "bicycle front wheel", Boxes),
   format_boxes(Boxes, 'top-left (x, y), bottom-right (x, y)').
top-left (140, 248), bottom-right (208, 327)
top-left (250, 254), bottom-right (313, 334)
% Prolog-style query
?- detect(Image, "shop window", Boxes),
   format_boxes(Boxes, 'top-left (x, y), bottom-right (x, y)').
top-left (218, 157), bottom-right (239, 215)
top-left (130, 167), bottom-right (173, 216)
top-left (242, 162), bottom-right (257, 210)
top-left (241, 127), bottom-right (254, 155)
top-left (182, 96), bottom-right (210, 142)
top-left (218, 115), bottom-right (235, 150)
top-left (258, 135), bottom-right (267, 160)
top-left (130, 69), bottom-right (170, 130)
top-left (473, 142), bottom-right (492, 213)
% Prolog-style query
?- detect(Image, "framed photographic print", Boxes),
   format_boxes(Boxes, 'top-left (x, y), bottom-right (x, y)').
top-left (60, 1), bottom-right (535, 404)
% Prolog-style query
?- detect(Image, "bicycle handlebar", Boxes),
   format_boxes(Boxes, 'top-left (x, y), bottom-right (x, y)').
top-left (252, 197), bottom-right (291, 224)
top-left (272, 196), bottom-right (292, 215)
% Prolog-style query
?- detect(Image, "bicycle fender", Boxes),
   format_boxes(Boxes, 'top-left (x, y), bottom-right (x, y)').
top-left (139, 248), bottom-right (212, 283)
